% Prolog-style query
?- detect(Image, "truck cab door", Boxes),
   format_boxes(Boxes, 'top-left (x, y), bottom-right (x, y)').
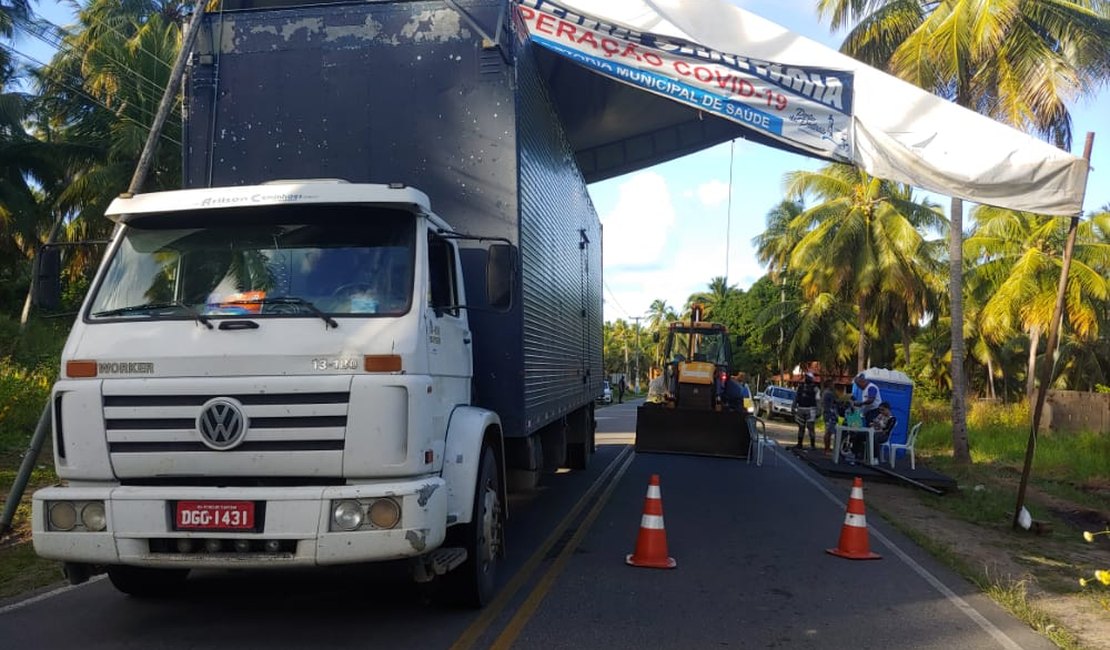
top-left (426, 232), bottom-right (472, 404)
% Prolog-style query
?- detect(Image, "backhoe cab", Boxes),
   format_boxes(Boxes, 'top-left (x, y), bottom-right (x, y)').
top-left (635, 306), bottom-right (751, 458)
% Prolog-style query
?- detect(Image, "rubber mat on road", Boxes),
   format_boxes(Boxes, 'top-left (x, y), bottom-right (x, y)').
top-left (792, 448), bottom-right (957, 492)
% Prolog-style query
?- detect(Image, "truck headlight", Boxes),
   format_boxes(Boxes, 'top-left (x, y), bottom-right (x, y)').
top-left (332, 500), bottom-right (364, 531)
top-left (368, 498), bottom-right (401, 529)
top-left (80, 502), bottom-right (107, 532)
top-left (48, 502), bottom-right (78, 531)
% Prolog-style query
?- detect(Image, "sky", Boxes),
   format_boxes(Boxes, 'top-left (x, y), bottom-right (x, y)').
top-left (590, 0), bottom-right (1110, 324)
top-left (14, 1), bottom-right (1109, 325)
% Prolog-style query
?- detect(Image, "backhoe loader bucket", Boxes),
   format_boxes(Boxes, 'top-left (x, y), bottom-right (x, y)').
top-left (634, 405), bottom-right (750, 459)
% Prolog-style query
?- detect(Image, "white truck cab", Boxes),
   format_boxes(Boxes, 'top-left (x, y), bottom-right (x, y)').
top-left (32, 180), bottom-right (509, 605)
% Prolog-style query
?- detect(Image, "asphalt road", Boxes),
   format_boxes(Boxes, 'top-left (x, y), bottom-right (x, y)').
top-left (0, 400), bottom-right (1055, 649)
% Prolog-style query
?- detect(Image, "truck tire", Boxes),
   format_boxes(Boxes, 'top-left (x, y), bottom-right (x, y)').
top-left (565, 405), bottom-right (595, 470)
top-left (506, 439), bottom-right (542, 492)
top-left (440, 445), bottom-right (503, 607)
top-left (107, 565), bottom-right (189, 597)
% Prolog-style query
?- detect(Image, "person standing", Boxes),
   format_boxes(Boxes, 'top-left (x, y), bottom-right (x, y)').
top-left (735, 372), bottom-right (753, 411)
top-left (792, 372), bottom-right (819, 449)
top-left (618, 376), bottom-right (626, 404)
top-left (852, 373), bottom-right (883, 427)
top-left (820, 379), bottom-right (839, 455)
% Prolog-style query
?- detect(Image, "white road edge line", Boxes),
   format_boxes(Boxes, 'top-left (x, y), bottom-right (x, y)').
top-left (0, 574), bottom-right (106, 616)
top-left (779, 452), bottom-right (1025, 650)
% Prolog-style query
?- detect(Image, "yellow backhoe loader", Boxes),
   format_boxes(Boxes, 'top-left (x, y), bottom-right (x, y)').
top-left (635, 306), bottom-right (751, 458)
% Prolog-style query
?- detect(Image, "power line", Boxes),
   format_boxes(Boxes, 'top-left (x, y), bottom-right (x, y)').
top-left (12, 37), bottom-right (180, 132)
top-left (0, 42), bottom-right (181, 148)
top-left (16, 18), bottom-right (181, 112)
top-left (603, 279), bottom-right (632, 321)
top-left (25, 7), bottom-right (175, 73)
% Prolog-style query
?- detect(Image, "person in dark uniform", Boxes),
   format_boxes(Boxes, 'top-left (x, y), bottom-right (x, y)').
top-left (792, 372), bottom-right (819, 449)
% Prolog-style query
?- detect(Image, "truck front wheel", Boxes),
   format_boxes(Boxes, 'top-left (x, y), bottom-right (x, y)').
top-left (440, 445), bottom-right (504, 607)
top-left (107, 565), bottom-right (190, 597)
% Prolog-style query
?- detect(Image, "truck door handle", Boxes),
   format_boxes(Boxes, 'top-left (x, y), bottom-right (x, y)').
top-left (219, 320), bottom-right (259, 330)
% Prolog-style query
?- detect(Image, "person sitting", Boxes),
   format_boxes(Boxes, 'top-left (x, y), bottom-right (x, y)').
top-left (849, 401), bottom-right (897, 463)
top-left (646, 368), bottom-right (668, 404)
top-left (721, 374), bottom-right (750, 413)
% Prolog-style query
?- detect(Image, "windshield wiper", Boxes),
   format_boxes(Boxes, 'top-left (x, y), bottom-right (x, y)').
top-left (93, 301), bottom-right (213, 329)
top-left (225, 296), bottom-right (338, 329)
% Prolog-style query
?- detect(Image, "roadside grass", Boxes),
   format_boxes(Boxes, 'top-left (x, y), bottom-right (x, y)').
top-left (869, 499), bottom-right (1086, 650)
top-left (0, 317), bottom-right (68, 601)
top-left (0, 541), bottom-right (62, 601)
top-left (889, 400), bottom-right (1110, 647)
top-left (983, 577), bottom-right (1084, 650)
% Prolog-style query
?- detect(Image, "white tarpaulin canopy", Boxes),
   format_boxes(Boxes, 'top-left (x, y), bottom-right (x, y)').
top-left (518, 0), bottom-right (1089, 215)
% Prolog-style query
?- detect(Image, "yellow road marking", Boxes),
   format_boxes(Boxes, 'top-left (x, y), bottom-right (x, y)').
top-left (490, 449), bottom-right (636, 649)
top-left (449, 445), bottom-right (634, 650)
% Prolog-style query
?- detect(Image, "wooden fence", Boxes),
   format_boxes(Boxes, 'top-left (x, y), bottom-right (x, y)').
top-left (1043, 391), bottom-right (1110, 434)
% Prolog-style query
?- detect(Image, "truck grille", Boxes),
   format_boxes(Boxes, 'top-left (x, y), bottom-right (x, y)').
top-left (99, 376), bottom-right (355, 479)
top-left (103, 392), bottom-right (350, 454)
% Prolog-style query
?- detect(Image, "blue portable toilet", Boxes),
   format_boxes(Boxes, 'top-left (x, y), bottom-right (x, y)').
top-left (859, 368), bottom-right (914, 459)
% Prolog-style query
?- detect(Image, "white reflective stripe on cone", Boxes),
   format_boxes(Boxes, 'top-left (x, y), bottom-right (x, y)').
top-left (640, 514), bottom-right (665, 529)
top-left (844, 512), bottom-right (867, 528)
top-left (646, 485), bottom-right (661, 499)
top-left (850, 487), bottom-right (865, 500)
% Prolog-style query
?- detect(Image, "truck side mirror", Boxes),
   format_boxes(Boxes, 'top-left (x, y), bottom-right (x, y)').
top-left (486, 244), bottom-right (515, 311)
top-left (33, 245), bottom-right (62, 310)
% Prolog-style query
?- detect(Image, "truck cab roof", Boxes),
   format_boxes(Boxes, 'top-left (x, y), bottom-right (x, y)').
top-left (106, 181), bottom-right (439, 227)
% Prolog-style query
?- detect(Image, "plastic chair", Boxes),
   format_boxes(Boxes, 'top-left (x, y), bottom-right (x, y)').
top-left (746, 415), bottom-right (775, 467)
top-left (881, 422), bottom-right (921, 469)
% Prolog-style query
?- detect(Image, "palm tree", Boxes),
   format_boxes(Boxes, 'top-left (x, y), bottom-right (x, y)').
top-left (816, 0), bottom-right (1110, 463)
top-left (754, 199), bottom-right (805, 379)
top-left (36, 0), bottom-right (185, 228)
top-left (783, 164), bottom-right (944, 372)
top-left (967, 207), bottom-right (1110, 396)
top-left (644, 299), bottom-right (678, 367)
top-left (686, 276), bottom-right (737, 320)
top-left (0, 47), bottom-right (65, 320)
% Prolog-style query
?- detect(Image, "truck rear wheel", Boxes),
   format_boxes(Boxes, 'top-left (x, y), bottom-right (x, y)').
top-left (107, 565), bottom-right (190, 597)
top-left (565, 405), bottom-right (595, 470)
top-left (439, 445), bottom-right (503, 607)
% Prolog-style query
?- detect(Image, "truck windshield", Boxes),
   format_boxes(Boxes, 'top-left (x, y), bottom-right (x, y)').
top-left (87, 205), bottom-right (415, 322)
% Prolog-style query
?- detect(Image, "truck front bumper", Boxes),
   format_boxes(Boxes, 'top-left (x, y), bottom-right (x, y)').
top-left (32, 478), bottom-right (447, 569)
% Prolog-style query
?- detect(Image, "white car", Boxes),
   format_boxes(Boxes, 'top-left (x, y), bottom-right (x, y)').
top-left (599, 381), bottom-right (613, 404)
top-left (757, 386), bottom-right (797, 420)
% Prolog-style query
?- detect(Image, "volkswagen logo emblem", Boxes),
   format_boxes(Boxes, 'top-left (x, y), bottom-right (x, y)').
top-left (196, 398), bottom-right (248, 450)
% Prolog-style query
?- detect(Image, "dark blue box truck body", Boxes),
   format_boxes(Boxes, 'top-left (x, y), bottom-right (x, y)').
top-left (183, 0), bottom-right (603, 478)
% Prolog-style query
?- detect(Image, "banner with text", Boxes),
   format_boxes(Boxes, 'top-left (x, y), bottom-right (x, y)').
top-left (514, 0), bottom-right (855, 161)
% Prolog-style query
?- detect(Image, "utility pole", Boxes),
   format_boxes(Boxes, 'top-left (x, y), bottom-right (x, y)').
top-left (1013, 131), bottom-right (1095, 530)
top-left (632, 316), bottom-right (642, 392)
top-left (623, 332), bottom-right (629, 389)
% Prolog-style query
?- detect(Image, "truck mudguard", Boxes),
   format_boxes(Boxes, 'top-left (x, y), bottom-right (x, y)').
top-left (442, 406), bottom-right (505, 526)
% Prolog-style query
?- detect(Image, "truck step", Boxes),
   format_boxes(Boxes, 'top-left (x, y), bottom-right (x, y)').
top-left (412, 546), bottom-right (468, 583)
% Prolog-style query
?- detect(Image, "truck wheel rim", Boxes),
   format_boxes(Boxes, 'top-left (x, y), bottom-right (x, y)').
top-left (479, 487), bottom-right (503, 569)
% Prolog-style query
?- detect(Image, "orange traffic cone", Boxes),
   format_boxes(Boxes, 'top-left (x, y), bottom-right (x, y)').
top-left (826, 477), bottom-right (882, 560)
top-left (626, 474), bottom-right (677, 569)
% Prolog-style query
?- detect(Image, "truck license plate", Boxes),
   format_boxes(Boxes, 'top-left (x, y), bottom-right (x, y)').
top-left (175, 501), bottom-right (255, 531)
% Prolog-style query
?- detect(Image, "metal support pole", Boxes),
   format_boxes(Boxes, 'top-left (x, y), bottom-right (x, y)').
top-left (0, 403), bottom-right (51, 535)
top-left (127, 0), bottom-right (209, 195)
top-left (1012, 132), bottom-right (1094, 530)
